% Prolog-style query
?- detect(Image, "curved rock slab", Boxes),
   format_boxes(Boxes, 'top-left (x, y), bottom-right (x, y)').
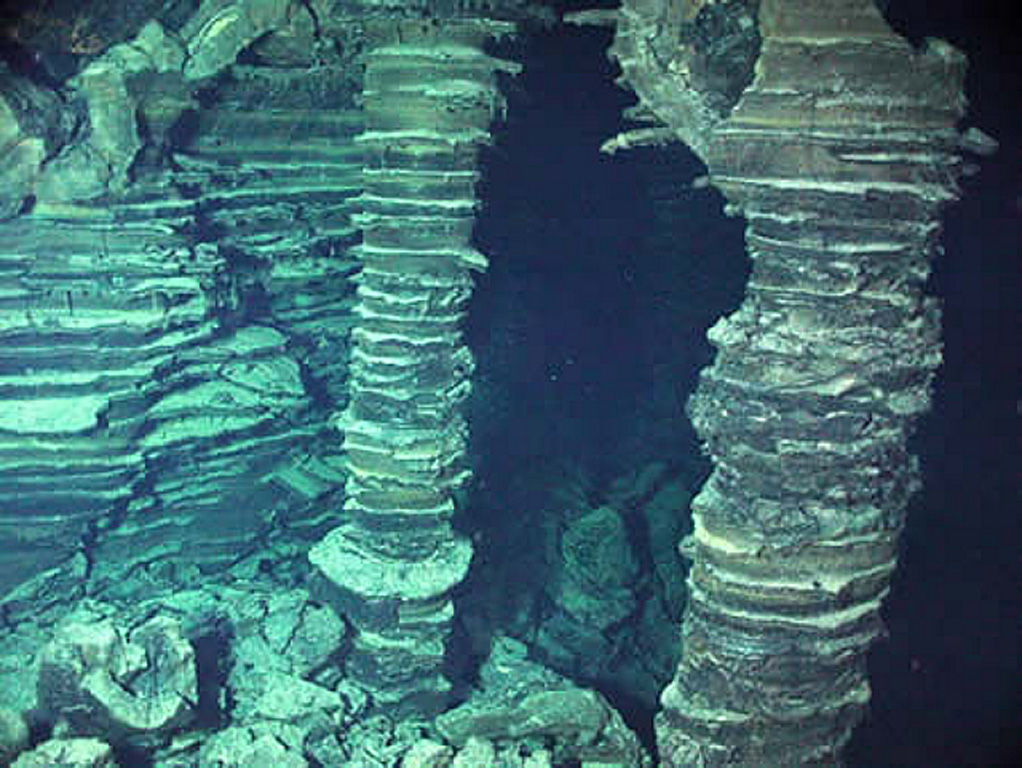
top-left (37, 614), bottom-right (197, 740)
top-left (611, 0), bottom-right (972, 765)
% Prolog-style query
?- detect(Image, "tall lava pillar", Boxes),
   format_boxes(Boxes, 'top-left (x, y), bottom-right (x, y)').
top-left (310, 17), bottom-right (516, 714)
top-left (607, 0), bottom-right (975, 764)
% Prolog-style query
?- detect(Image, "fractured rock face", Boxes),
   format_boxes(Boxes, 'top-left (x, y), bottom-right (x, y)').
top-left (199, 724), bottom-right (311, 768)
top-left (436, 636), bottom-right (652, 768)
top-left (11, 737), bottom-right (119, 768)
top-left (551, 504), bottom-right (640, 630)
top-left (37, 613), bottom-right (197, 740)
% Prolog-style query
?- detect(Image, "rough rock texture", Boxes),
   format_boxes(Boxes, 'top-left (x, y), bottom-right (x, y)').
top-left (531, 466), bottom-right (688, 706)
top-left (436, 635), bottom-right (651, 767)
top-left (0, 61), bottom-right (74, 219)
top-left (0, 706), bottom-right (29, 766)
top-left (11, 737), bottom-right (119, 768)
top-left (551, 504), bottom-right (640, 629)
top-left (197, 722), bottom-right (312, 768)
top-left (599, 0), bottom-right (760, 158)
top-left (400, 739), bottom-right (454, 768)
top-left (450, 736), bottom-right (497, 767)
top-left (608, 0), bottom-right (974, 765)
top-left (309, 17), bottom-right (518, 715)
top-left (0, 581), bottom-right (349, 766)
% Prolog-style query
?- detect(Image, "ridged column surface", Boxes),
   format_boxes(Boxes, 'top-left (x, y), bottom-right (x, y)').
top-left (609, 1), bottom-right (970, 765)
top-left (310, 18), bottom-right (516, 715)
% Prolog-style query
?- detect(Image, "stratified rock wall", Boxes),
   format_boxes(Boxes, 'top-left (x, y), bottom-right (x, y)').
top-left (0, 199), bottom-right (210, 596)
top-left (110, 61), bottom-right (365, 571)
top-left (0, 7), bottom-right (362, 603)
top-left (309, 18), bottom-right (518, 715)
top-left (610, 0), bottom-right (971, 765)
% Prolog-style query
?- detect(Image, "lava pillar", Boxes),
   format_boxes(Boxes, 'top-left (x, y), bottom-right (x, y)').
top-left (310, 17), bottom-right (516, 715)
top-left (609, 0), bottom-right (971, 764)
